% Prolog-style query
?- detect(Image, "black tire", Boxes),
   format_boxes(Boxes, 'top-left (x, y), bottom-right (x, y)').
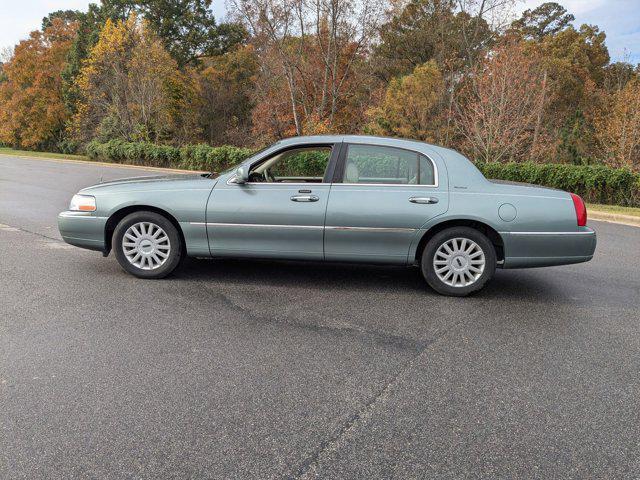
top-left (421, 227), bottom-right (496, 297)
top-left (112, 211), bottom-right (183, 279)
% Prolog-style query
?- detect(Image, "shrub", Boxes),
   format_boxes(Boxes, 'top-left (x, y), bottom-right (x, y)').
top-left (86, 140), bottom-right (255, 171)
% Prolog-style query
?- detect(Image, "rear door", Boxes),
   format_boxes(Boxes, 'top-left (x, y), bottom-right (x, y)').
top-left (324, 142), bottom-right (448, 264)
top-left (206, 143), bottom-right (338, 260)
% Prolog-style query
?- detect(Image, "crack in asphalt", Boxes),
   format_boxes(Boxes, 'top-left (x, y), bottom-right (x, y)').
top-left (0, 221), bottom-right (61, 242)
top-left (290, 321), bottom-right (459, 480)
top-left (194, 279), bottom-right (428, 353)
top-left (188, 274), bottom-right (458, 479)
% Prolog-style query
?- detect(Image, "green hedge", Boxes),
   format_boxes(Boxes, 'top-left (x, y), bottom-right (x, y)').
top-left (85, 140), bottom-right (640, 207)
top-left (477, 162), bottom-right (640, 207)
top-left (86, 140), bottom-right (254, 172)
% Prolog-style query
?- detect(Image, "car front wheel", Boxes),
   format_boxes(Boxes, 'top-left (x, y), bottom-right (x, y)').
top-left (113, 211), bottom-right (183, 279)
top-left (421, 227), bottom-right (496, 296)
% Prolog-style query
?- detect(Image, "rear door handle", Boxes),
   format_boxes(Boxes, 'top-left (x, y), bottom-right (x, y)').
top-left (291, 195), bottom-right (319, 202)
top-left (409, 196), bottom-right (439, 204)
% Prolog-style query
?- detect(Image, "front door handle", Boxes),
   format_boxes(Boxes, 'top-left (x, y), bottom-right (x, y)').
top-left (291, 195), bottom-right (319, 202)
top-left (409, 196), bottom-right (439, 204)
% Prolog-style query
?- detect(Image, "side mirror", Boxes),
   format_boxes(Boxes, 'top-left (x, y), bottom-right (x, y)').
top-left (234, 166), bottom-right (249, 184)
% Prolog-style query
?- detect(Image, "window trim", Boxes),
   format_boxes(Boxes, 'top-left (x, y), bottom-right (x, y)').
top-left (227, 143), bottom-right (339, 186)
top-left (333, 143), bottom-right (439, 188)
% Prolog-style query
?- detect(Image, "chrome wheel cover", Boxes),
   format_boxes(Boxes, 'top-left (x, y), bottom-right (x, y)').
top-left (433, 237), bottom-right (485, 288)
top-left (122, 222), bottom-right (171, 270)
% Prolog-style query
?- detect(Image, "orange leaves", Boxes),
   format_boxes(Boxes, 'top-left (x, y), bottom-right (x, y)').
top-left (0, 19), bottom-right (77, 148)
top-left (593, 79), bottom-right (640, 170)
top-left (72, 16), bottom-right (196, 144)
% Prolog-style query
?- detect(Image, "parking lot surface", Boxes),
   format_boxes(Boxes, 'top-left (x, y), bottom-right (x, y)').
top-left (1, 155), bottom-right (639, 479)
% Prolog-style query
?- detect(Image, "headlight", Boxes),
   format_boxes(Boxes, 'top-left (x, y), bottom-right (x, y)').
top-left (69, 194), bottom-right (96, 212)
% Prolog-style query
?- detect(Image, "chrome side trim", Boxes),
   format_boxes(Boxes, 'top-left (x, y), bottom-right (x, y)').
top-left (326, 226), bottom-right (416, 233)
top-left (58, 212), bottom-right (108, 219)
top-left (335, 183), bottom-right (438, 188)
top-left (190, 222), bottom-right (416, 233)
top-left (192, 222), bottom-right (323, 230)
top-left (500, 231), bottom-right (595, 236)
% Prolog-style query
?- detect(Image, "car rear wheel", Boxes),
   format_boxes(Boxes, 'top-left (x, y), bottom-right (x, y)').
top-left (421, 227), bottom-right (496, 296)
top-left (113, 211), bottom-right (183, 279)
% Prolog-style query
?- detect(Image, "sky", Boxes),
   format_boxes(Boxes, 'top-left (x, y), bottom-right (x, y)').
top-left (1, 0), bottom-right (638, 63)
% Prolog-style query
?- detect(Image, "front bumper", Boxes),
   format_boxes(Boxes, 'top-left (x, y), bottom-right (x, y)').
top-left (58, 211), bottom-right (108, 252)
top-left (501, 227), bottom-right (597, 268)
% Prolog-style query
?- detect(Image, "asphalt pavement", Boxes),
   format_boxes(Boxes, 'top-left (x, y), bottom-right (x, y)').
top-left (1, 155), bottom-right (639, 479)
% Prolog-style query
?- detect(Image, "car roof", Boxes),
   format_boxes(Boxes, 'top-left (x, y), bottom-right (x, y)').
top-left (269, 135), bottom-right (489, 186)
top-left (278, 135), bottom-right (435, 150)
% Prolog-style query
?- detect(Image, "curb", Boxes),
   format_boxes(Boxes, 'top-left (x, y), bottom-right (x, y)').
top-left (0, 152), bottom-right (199, 174)
top-left (589, 211), bottom-right (640, 228)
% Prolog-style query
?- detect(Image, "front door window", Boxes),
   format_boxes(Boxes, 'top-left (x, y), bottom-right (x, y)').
top-left (248, 146), bottom-right (332, 183)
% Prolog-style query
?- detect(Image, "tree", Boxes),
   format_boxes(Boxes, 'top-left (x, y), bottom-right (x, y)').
top-left (454, 0), bottom-right (517, 66)
top-left (196, 45), bottom-right (258, 145)
top-left (73, 16), bottom-right (199, 143)
top-left (374, 0), bottom-right (490, 81)
top-left (230, 0), bottom-right (384, 137)
top-left (366, 60), bottom-right (445, 142)
top-left (511, 2), bottom-right (574, 40)
top-left (60, 5), bottom-right (106, 122)
top-left (455, 42), bottom-right (548, 163)
top-left (525, 24), bottom-right (610, 162)
top-left (0, 19), bottom-right (77, 149)
top-left (594, 79), bottom-right (640, 170)
top-left (42, 10), bottom-right (85, 30)
top-left (603, 61), bottom-right (637, 93)
top-left (99, 0), bottom-right (247, 66)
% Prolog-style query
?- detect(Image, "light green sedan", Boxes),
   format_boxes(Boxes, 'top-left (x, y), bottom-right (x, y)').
top-left (59, 135), bottom-right (596, 296)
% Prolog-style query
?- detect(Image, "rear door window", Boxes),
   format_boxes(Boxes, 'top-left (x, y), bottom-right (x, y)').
top-left (341, 144), bottom-right (435, 186)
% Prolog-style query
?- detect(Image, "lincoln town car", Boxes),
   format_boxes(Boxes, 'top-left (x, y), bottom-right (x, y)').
top-left (58, 135), bottom-right (597, 296)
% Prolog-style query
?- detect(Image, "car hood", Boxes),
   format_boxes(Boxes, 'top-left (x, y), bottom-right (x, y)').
top-left (80, 173), bottom-right (211, 193)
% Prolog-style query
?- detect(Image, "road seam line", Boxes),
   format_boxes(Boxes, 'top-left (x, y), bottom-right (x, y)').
top-left (197, 279), bottom-right (426, 352)
top-left (291, 323), bottom-right (456, 480)
top-left (0, 222), bottom-right (63, 242)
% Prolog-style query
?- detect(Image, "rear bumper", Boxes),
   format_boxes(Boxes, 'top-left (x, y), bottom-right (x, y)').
top-left (501, 227), bottom-right (596, 269)
top-left (57, 211), bottom-right (108, 252)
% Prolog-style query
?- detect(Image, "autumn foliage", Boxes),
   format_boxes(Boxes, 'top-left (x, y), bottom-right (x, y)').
top-left (455, 42), bottom-right (548, 163)
top-left (73, 17), bottom-right (199, 144)
top-left (1, 0), bottom-right (640, 172)
top-left (0, 19), bottom-right (77, 149)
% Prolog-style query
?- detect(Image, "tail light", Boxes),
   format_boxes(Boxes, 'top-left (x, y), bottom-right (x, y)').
top-left (570, 193), bottom-right (587, 226)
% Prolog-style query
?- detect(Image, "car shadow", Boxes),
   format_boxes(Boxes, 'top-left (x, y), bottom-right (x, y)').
top-left (172, 257), bottom-right (565, 301)
top-left (175, 257), bottom-right (429, 293)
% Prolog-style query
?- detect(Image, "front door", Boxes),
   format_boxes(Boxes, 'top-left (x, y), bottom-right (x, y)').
top-left (324, 142), bottom-right (448, 264)
top-left (206, 144), bottom-right (337, 260)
